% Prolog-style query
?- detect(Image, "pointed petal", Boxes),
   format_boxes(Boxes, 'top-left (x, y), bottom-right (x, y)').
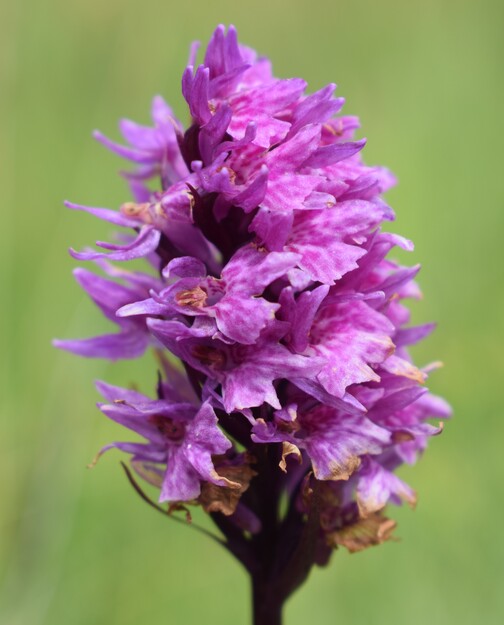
top-left (53, 330), bottom-right (148, 360)
top-left (70, 227), bottom-right (161, 262)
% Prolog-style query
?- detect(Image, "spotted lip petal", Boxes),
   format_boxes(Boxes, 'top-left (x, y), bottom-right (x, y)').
top-left (148, 318), bottom-right (323, 412)
top-left (310, 299), bottom-right (396, 399)
top-left (285, 199), bottom-right (387, 284)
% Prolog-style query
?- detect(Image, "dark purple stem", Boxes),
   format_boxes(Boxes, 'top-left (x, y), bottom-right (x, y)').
top-left (252, 576), bottom-right (283, 625)
top-left (249, 443), bottom-right (285, 624)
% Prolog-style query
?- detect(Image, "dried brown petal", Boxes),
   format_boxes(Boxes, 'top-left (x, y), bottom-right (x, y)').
top-left (279, 441), bottom-right (302, 472)
top-left (316, 455), bottom-right (361, 481)
top-left (199, 463), bottom-right (257, 516)
top-left (327, 512), bottom-right (398, 553)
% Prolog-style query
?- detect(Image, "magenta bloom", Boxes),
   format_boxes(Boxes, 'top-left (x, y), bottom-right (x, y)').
top-left (56, 24), bottom-right (450, 624)
top-left (94, 381), bottom-right (234, 502)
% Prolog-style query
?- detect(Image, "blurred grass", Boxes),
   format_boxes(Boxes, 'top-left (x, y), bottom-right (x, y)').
top-left (1, 0), bottom-right (503, 623)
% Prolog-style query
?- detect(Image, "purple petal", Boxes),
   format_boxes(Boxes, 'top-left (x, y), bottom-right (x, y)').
top-left (199, 104), bottom-right (233, 164)
top-left (53, 330), bottom-right (148, 360)
top-left (267, 124), bottom-right (321, 171)
top-left (93, 259), bottom-right (161, 292)
top-left (312, 300), bottom-right (395, 398)
top-left (161, 446), bottom-right (201, 501)
top-left (376, 265), bottom-right (421, 299)
top-left (249, 208), bottom-right (293, 251)
top-left (286, 207), bottom-right (375, 284)
top-left (290, 377), bottom-right (366, 414)
top-left (93, 130), bottom-right (157, 164)
top-left (95, 380), bottom-right (149, 405)
top-left (106, 442), bottom-right (166, 463)
top-left (381, 355), bottom-right (427, 384)
top-left (288, 84), bottom-right (344, 136)
top-left (303, 138), bottom-right (366, 169)
top-left (357, 458), bottom-right (416, 515)
top-left (279, 285), bottom-right (329, 353)
top-left (214, 121), bottom-right (257, 158)
top-left (163, 256), bottom-right (207, 279)
top-left (302, 406), bottom-right (391, 481)
top-left (209, 63), bottom-right (251, 99)
top-left (73, 267), bottom-right (142, 321)
top-left (98, 402), bottom-right (164, 442)
top-left (222, 341), bottom-right (321, 412)
top-left (222, 245), bottom-right (300, 294)
top-left (64, 201), bottom-right (139, 228)
top-left (214, 294), bottom-right (278, 344)
top-left (204, 24), bottom-right (243, 79)
top-left (116, 297), bottom-right (171, 318)
top-left (70, 227), bottom-right (161, 262)
top-left (119, 119), bottom-right (161, 151)
top-left (187, 65), bottom-right (212, 124)
top-left (261, 172), bottom-right (323, 213)
top-left (394, 323), bottom-right (436, 348)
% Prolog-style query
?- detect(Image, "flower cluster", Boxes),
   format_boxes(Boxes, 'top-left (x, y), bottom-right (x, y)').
top-left (56, 25), bottom-right (449, 570)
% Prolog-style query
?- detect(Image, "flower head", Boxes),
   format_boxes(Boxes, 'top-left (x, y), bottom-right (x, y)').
top-left (56, 24), bottom-right (450, 582)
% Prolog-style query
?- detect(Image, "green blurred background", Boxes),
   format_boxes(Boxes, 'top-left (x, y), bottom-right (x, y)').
top-left (1, 0), bottom-right (503, 623)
